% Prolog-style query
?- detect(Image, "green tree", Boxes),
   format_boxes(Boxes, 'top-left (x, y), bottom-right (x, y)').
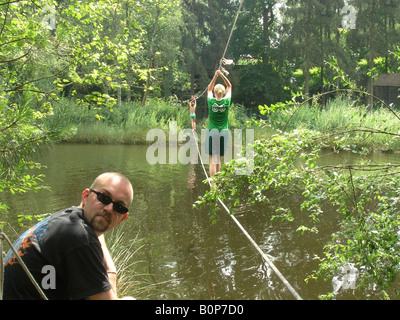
top-left (180, 0), bottom-right (209, 97)
top-left (0, 0), bottom-right (70, 223)
top-left (345, 0), bottom-right (400, 108)
top-left (138, 0), bottom-right (183, 105)
top-left (56, 0), bottom-right (143, 110)
top-left (281, 0), bottom-right (330, 96)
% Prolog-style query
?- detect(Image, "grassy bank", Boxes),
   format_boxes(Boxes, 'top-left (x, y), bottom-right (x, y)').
top-left (49, 97), bottom-right (252, 145)
top-left (262, 95), bottom-right (400, 153)
top-left (48, 95), bottom-right (400, 153)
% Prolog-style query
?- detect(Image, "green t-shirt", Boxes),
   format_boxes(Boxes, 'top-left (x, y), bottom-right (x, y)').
top-left (207, 96), bottom-right (231, 131)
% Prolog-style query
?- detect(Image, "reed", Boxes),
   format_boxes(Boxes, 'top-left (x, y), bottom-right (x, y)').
top-left (107, 223), bottom-right (155, 299)
top-left (50, 97), bottom-right (252, 145)
top-left (268, 95), bottom-right (400, 152)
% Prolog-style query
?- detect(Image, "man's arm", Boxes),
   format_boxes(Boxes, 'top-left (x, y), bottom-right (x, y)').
top-left (91, 235), bottom-right (135, 300)
top-left (87, 235), bottom-right (119, 300)
top-left (98, 234), bottom-right (117, 293)
top-left (89, 288), bottom-right (118, 300)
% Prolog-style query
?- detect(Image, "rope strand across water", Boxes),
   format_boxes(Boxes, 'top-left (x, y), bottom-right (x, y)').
top-left (190, 0), bottom-right (302, 300)
top-left (191, 130), bottom-right (303, 300)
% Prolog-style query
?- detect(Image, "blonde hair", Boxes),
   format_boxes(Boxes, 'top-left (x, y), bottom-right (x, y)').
top-left (214, 84), bottom-right (226, 99)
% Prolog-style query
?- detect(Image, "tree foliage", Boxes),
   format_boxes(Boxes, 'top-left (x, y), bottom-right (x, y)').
top-left (4, 1), bottom-right (400, 109)
top-left (3, 0), bottom-right (400, 299)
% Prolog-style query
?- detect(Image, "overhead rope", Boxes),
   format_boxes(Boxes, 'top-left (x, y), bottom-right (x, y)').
top-left (194, 0), bottom-right (245, 100)
top-left (191, 130), bottom-right (303, 300)
top-left (0, 227), bottom-right (48, 300)
top-left (218, 0), bottom-right (245, 72)
top-left (190, 0), bottom-right (302, 299)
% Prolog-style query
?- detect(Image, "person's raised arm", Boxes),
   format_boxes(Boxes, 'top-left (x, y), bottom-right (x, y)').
top-left (219, 70), bottom-right (232, 97)
top-left (190, 95), bottom-right (197, 109)
top-left (208, 70), bottom-right (220, 98)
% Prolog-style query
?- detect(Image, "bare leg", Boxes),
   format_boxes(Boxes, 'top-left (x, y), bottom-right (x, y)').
top-left (209, 155), bottom-right (221, 177)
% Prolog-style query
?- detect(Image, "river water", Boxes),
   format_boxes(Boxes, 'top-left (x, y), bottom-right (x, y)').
top-left (1, 143), bottom-right (399, 300)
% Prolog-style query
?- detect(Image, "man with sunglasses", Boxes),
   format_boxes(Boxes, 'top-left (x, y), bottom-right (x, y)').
top-left (3, 172), bottom-right (134, 300)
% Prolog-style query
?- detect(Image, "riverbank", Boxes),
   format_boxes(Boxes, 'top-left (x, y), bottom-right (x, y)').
top-left (49, 96), bottom-right (400, 153)
top-left (49, 97), bottom-right (253, 145)
top-left (259, 95), bottom-right (400, 154)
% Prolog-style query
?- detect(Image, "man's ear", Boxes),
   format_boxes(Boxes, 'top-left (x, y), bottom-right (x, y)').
top-left (80, 188), bottom-right (90, 208)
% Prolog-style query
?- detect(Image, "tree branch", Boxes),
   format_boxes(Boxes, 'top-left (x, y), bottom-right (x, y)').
top-left (0, 47), bottom-right (32, 64)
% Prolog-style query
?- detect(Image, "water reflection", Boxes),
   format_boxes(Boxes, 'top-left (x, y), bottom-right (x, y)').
top-left (3, 144), bottom-right (397, 299)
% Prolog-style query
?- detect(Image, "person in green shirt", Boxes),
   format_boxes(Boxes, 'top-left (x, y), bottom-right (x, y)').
top-left (206, 69), bottom-right (232, 177)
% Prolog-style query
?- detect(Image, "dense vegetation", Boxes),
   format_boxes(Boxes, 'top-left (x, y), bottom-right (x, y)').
top-left (45, 96), bottom-right (251, 145)
top-left (2, 0), bottom-right (400, 299)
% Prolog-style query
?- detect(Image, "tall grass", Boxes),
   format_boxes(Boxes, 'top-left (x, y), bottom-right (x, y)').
top-left (107, 222), bottom-right (169, 299)
top-left (47, 97), bottom-right (190, 144)
top-left (266, 95), bottom-right (400, 152)
top-left (47, 95), bottom-right (400, 152)
top-left (48, 96), bottom-right (252, 145)
top-left (108, 221), bottom-right (191, 299)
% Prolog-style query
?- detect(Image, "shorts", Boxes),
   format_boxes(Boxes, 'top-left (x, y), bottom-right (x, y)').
top-left (205, 129), bottom-right (229, 156)
top-left (190, 114), bottom-right (196, 118)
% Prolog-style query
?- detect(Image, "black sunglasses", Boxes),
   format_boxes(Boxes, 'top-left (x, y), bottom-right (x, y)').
top-left (90, 189), bottom-right (129, 214)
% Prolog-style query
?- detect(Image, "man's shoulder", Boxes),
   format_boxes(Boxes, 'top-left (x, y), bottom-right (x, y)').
top-left (45, 207), bottom-right (98, 247)
top-left (49, 207), bottom-right (84, 230)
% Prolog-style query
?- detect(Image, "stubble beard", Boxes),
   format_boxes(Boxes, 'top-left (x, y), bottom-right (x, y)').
top-left (90, 212), bottom-right (111, 234)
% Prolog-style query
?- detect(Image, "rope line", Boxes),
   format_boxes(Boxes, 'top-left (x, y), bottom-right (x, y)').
top-left (190, 2), bottom-right (302, 300)
top-left (189, 2), bottom-right (304, 299)
top-left (194, 0), bottom-right (245, 100)
top-left (192, 130), bottom-right (303, 300)
top-left (219, 0), bottom-right (245, 71)
top-left (0, 227), bottom-right (48, 300)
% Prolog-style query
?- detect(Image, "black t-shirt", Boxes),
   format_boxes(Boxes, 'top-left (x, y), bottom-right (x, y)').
top-left (3, 207), bottom-right (111, 300)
